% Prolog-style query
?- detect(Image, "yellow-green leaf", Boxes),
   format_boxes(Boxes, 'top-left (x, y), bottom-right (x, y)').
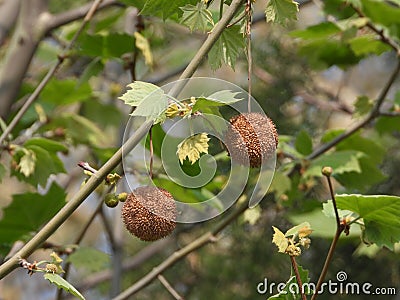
top-left (18, 149), bottom-right (36, 177)
top-left (180, 2), bottom-right (213, 33)
top-left (176, 133), bottom-right (210, 164)
top-left (134, 32), bottom-right (153, 66)
top-left (243, 206), bottom-right (262, 225)
top-left (272, 226), bottom-right (288, 253)
top-left (265, 0), bottom-right (299, 26)
top-left (285, 221), bottom-right (312, 238)
top-left (50, 252), bottom-right (63, 264)
top-left (44, 273), bottom-right (85, 300)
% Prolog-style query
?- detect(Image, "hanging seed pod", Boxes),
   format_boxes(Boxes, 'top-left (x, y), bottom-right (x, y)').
top-left (225, 112), bottom-right (278, 168)
top-left (121, 186), bottom-right (176, 241)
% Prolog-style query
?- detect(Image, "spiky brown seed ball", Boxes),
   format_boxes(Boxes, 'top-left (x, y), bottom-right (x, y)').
top-left (225, 112), bottom-right (278, 168)
top-left (121, 186), bottom-right (176, 241)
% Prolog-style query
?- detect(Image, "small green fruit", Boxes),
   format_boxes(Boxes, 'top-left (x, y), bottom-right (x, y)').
top-left (117, 192), bottom-right (128, 202)
top-left (104, 193), bottom-right (119, 208)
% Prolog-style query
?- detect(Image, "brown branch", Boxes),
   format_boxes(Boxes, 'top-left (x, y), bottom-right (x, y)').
top-left (307, 59), bottom-right (400, 160)
top-left (350, 3), bottom-right (400, 56)
top-left (45, 0), bottom-right (121, 33)
top-left (0, 0), bottom-right (47, 120)
top-left (0, 0), bottom-right (21, 46)
top-left (56, 198), bottom-right (104, 300)
top-left (290, 256), bottom-right (307, 300)
top-left (296, 90), bottom-right (353, 115)
top-left (0, 0), bottom-right (120, 122)
top-left (379, 111), bottom-right (400, 117)
top-left (75, 238), bottom-right (174, 291)
top-left (311, 169), bottom-right (344, 300)
top-left (0, 0), bottom-right (105, 146)
top-left (158, 274), bottom-right (184, 300)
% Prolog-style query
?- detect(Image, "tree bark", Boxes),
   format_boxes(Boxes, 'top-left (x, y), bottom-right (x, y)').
top-left (0, 0), bottom-right (21, 46)
top-left (0, 0), bottom-right (47, 120)
top-left (0, 0), bottom-right (120, 120)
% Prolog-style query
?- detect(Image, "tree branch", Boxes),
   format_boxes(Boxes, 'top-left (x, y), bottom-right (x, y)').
top-left (0, 0), bottom-right (121, 121)
top-left (311, 170), bottom-right (344, 300)
top-left (0, 0), bottom-right (105, 146)
top-left (0, 0), bottom-right (21, 46)
top-left (45, 0), bottom-right (121, 33)
top-left (290, 256), bottom-right (307, 300)
top-left (158, 274), bottom-right (184, 300)
top-left (75, 238), bottom-right (174, 291)
top-left (306, 58), bottom-right (400, 160)
top-left (0, 0), bottom-right (47, 120)
top-left (350, 3), bottom-right (400, 56)
top-left (56, 198), bottom-right (104, 300)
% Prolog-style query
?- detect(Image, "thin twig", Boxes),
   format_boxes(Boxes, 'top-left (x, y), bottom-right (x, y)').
top-left (0, 0), bottom-right (104, 147)
top-left (149, 126), bottom-right (154, 179)
top-left (379, 111), bottom-right (400, 117)
top-left (45, 0), bottom-right (120, 32)
top-left (75, 238), bottom-right (174, 291)
top-left (290, 256), bottom-right (307, 300)
top-left (56, 198), bottom-right (104, 300)
top-left (311, 169), bottom-right (344, 300)
top-left (350, 3), bottom-right (400, 56)
top-left (246, 0), bottom-right (252, 113)
top-left (169, 0), bottom-right (245, 97)
top-left (307, 59), bottom-right (400, 160)
top-left (327, 174), bottom-right (340, 229)
top-left (99, 206), bottom-right (117, 249)
top-left (0, 120), bottom-right (152, 279)
top-left (158, 274), bottom-right (184, 300)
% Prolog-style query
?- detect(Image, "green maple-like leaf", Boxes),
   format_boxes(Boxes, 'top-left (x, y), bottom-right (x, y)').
top-left (192, 90), bottom-right (243, 113)
top-left (13, 144), bottom-right (66, 187)
top-left (336, 194), bottom-right (400, 250)
top-left (295, 130), bottom-right (313, 156)
top-left (180, 2), bottom-right (213, 32)
top-left (119, 81), bottom-right (168, 123)
top-left (265, 0), bottom-right (299, 26)
top-left (0, 183), bottom-right (66, 255)
top-left (304, 150), bottom-right (364, 178)
top-left (12, 138), bottom-right (67, 186)
top-left (208, 25), bottom-right (245, 70)
top-left (67, 247), bottom-right (110, 273)
top-left (44, 273), bottom-right (85, 300)
top-left (141, 0), bottom-right (197, 20)
top-left (119, 81), bottom-right (162, 107)
top-left (353, 95), bottom-right (374, 118)
top-left (272, 226), bottom-right (288, 253)
top-left (348, 35), bottom-right (390, 56)
top-left (176, 133), bottom-right (210, 164)
top-left (322, 200), bottom-right (354, 219)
